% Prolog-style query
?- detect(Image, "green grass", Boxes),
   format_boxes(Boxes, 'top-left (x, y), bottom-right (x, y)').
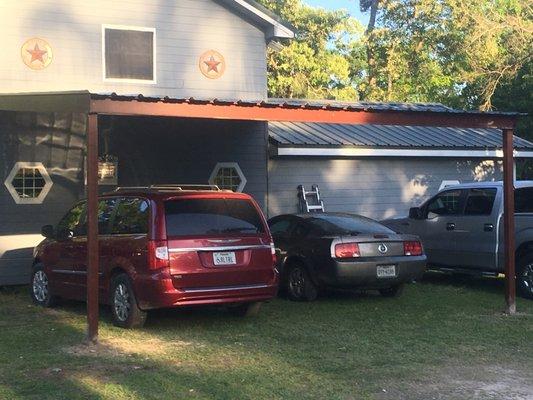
top-left (0, 274), bottom-right (532, 400)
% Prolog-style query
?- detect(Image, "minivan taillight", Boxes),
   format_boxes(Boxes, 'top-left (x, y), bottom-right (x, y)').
top-left (404, 241), bottom-right (423, 256)
top-left (335, 243), bottom-right (360, 259)
top-left (148, 240), bottom-right (170, 270)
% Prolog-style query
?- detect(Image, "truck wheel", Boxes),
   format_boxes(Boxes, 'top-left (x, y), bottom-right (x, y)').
top-left (516, 253), bottom-right (533, 299)
top-left (110, 273), bottom-right (147, 329)
top-left (286, 263), bottom-right (318, 302)
top-left (379, 284), bottom-right (405, 298)
top-left (30, 263), bottom-right (59, 307)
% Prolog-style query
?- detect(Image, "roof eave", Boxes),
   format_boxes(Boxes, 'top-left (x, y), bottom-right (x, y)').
top-left (215, 0), bottom-right (295, 40)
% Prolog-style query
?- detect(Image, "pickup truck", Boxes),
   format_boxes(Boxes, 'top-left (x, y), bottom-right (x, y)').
top-left (382, 181), bottom-right (533, 299)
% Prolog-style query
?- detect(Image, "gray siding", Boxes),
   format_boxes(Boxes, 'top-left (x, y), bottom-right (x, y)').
top-left (0, 111), bottom-right (86, 285)
top-left (0, 0), bottom-right (267, 99)
top-left (105, 117), bottom-right (269, 210)
top-left (268, 157), bottom-right (503, 219)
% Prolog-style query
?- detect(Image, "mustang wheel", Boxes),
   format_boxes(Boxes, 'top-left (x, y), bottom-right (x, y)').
top-left (517, 254), bottom-right (533, 299)
top-left (286, 263), bottom-right (318, 302)
top-left (110, 273), bottom-right (147, 329)
top-left (30, 263), bottom-right (58, 307)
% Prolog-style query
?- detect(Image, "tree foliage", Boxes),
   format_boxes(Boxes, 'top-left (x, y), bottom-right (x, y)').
top-left (257, 0), bottom-right (532, 136)
top-left (256, 0), bottom-right (366, 100)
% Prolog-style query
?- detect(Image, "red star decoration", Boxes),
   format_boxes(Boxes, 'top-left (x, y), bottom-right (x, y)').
top-left (204, 56), bottom-right (221, 73)
top-left (26, 43), bottom-right (47, 63)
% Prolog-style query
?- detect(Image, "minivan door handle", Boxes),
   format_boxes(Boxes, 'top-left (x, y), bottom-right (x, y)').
top-left (446, 222), bottom-right (456, 231)
top-left (484, 223), bottom-right (494, 232)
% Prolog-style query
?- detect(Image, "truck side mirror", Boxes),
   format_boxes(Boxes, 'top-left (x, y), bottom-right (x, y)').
top-left (41, 225), bottom-right (55, 239)
top-left (56, 228), bottom-right (74, 241)
top-left (409, 207), bottom-right (424, 220)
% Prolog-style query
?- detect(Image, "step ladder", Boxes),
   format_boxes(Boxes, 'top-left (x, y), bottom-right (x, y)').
top-left (298, 185), bottom-right (325, 213)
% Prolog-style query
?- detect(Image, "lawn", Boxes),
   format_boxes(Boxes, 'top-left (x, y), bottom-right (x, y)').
top-left (0, 274), bottom-right (532, 400)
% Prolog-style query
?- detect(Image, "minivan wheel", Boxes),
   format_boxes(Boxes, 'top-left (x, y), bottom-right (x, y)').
top-left (110, 274), bottom-right (147, 329)
top-left (286, 263), bottom-right (318, 302)
top-left (517, 253), bottom-right (533, 300)
top-left (228, 302), bottom-right (262, 317)
top-left (30, 263), bottom-right (58, 307)
top-left (379, 284), bottom-right (405, 298)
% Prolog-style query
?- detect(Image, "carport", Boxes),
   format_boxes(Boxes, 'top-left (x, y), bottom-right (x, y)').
top-left (0, 91), bottom-right (523, 343)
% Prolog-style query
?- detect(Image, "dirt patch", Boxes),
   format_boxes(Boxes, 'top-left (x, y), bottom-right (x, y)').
top-left (374, 364), bottom-right (533, 400)
top-left (64, 337), bottom-right (194, 358)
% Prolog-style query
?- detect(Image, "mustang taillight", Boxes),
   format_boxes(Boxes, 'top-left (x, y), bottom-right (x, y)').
top-left (148, 240), bottom-right (170, 270)
top-left (335, 243), bottom-right (360, 259)
top-left (404, 241), bottom-right (423, 256)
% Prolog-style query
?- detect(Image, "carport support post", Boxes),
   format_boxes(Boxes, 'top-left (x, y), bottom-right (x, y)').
top-left (86, 113), bottom-right (99, 343)
top-left (502, 128), bottom-right (516, 314)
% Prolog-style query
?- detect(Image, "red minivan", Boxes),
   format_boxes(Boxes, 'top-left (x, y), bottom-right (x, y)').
top-left (31, 186), bottom-right (278, 328)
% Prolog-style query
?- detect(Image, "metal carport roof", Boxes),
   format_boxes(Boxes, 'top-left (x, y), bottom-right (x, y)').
top-left (269, 121), bottom-right (533, 151)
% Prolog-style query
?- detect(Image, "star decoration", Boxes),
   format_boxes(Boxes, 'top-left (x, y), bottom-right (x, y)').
top-left (26, 43), bottom-right (47, 64)
top-left (204, 56), bottom-right (221, 73)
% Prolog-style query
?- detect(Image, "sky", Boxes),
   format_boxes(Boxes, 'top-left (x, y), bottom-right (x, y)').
top-left (304, 0), bottom-right (368, 24)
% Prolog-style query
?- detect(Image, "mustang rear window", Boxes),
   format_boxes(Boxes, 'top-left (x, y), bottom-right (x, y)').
top-left (165, 198), bottom-right (265, 236)
top-left (308, 215), bottom-right (394, 236)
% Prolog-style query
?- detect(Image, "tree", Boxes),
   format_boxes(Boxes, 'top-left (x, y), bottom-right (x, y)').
top-left (257, 0), bottom-right (366, 100)
top-left (357, 0), bottom-right (533, 108)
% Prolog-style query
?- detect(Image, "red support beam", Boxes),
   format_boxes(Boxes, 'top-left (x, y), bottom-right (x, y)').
top-left (86, 113), bottom-right (99, 343)
top-left (502, 128), bottom-right (516, 314)
top-left (89, 99), bottom-right (518, 130)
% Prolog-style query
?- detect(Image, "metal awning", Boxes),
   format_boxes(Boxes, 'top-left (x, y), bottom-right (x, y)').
top-left (268, 121), bottom-right (533, 158)
top-left (0, 90), bottom-right (524, 342)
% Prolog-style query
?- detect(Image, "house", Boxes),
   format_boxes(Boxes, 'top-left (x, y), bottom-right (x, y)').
top-left (0, 0), bottom-right (530, 285)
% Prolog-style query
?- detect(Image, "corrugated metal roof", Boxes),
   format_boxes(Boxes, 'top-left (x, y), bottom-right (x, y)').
top-left (89, 93), bottom-right (523, 117)
top-left (269, 121), bottom-right (533, 150)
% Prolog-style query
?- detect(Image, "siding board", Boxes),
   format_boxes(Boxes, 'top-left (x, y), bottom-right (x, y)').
top-left (268, 158), bottom-right (503, 219)
top-left (0, 0), bottom-right (267, 99)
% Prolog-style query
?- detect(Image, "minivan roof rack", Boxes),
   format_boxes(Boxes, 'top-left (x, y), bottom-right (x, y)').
top-left (113, 184), bottom-right (223, 192)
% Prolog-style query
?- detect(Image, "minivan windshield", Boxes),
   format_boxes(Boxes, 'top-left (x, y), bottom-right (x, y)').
top-left (165, 198), bottom-right (265, 236)
top-left (307, 214), bottom-right (393, 236)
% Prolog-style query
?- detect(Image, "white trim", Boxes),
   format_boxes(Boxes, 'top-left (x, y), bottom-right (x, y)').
top-left (208, 162), bottom-right (247, 192)
top-left (101, 24), bottom-right (157, 84)
top-left (4, 162), bottom-right (53, 205)
top-left (276, 147), bottom-right (533, 159)
top-left (230, 0), bottom-right (295, 39)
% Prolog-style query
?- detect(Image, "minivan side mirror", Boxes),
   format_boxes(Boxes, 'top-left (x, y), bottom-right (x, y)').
top-left (41, 225), bottom-right (55, 239)
top-left (56, 228), bottom-right (74, 241)
top-left (409, 207), bottom-right (424, 220)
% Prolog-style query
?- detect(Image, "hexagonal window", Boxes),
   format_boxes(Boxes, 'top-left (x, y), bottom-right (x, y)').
top-left (208, 162), bottom-right (247, 192)
top-left (4, 162), bottom-right (53, 204)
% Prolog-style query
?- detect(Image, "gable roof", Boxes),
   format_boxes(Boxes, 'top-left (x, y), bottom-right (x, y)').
top-left (215, 0), bottom-right (295, 40)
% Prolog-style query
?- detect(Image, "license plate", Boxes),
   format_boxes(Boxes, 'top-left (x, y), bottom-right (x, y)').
top-left (213, 252), bottom-right (237, 266)
top-left (377, 265), bottom-right (396, 278)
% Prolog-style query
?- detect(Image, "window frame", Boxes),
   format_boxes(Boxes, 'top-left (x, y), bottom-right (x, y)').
top-left (208, 162), bottom-right (247, 192)
top-left (101, 24), bottom-right (157, 84)
top-left (110, 196), bottom-right (150, 236)
top-left (424, 189), bottom-right (467, 218)
top-left (4, 162), bottom-right (53, 205)
top-left (464, 188), bottom-right (497, 216)
top-left (56, 201), bottom-right (87, 238)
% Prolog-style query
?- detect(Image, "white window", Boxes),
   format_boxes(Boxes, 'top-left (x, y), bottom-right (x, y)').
top-left (209, 162), bottom-right (247, 192)
top-left (102, 25), bottom-right (156, 83)
top-left (4, 162), bottom-right (53, 204)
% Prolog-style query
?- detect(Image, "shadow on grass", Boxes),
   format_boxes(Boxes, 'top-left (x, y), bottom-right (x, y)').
top-left (1, 278), bottom-right (531, 400)
top-left (420, 271), bottom-right (504, 295)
